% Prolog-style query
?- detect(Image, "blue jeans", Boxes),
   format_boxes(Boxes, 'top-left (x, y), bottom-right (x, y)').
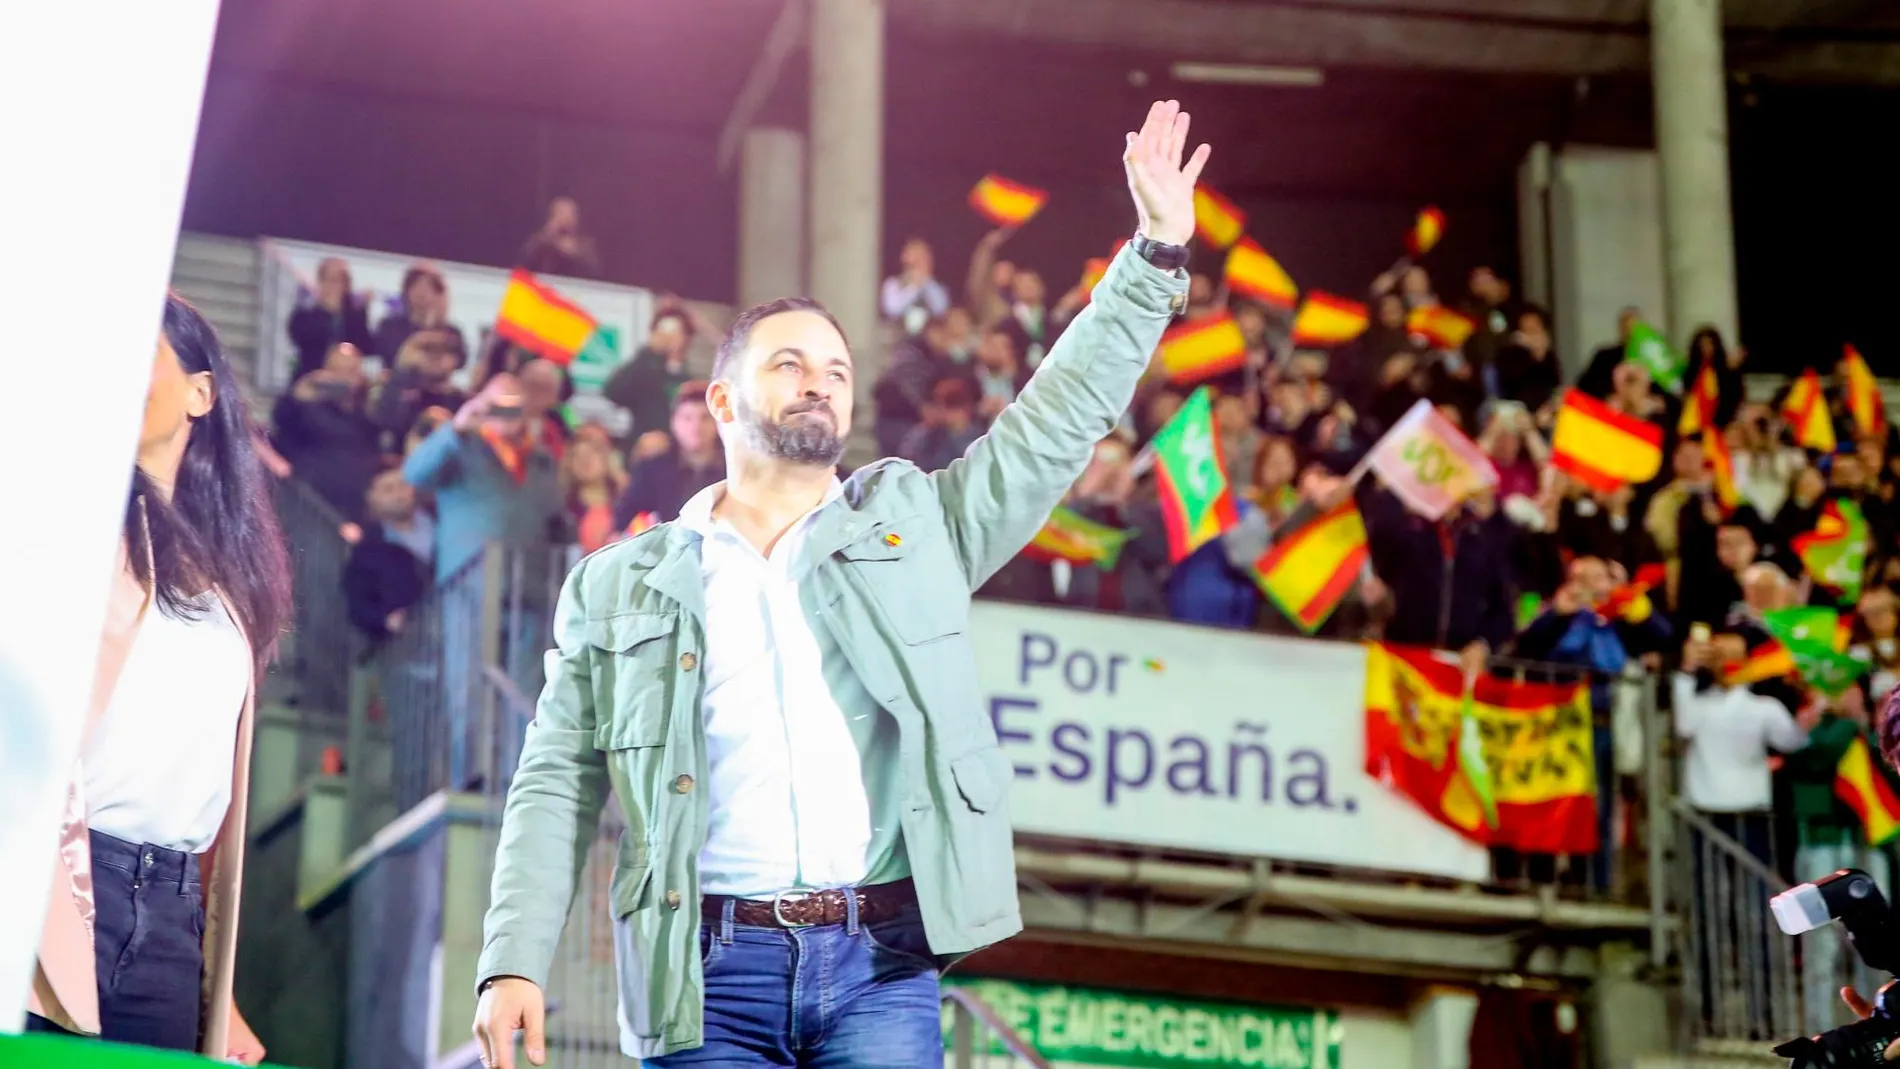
top-left (645, 898), bottom-right (943, 1067)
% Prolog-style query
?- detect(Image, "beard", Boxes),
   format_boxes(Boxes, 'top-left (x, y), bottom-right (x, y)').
top-left (736, 393), bottom-right (846, 468)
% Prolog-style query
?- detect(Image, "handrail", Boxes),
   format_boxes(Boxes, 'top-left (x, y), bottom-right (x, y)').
top-left (942, 986), bottom-right (1052, 1069)
top-left (1670, 799), bottom-right (1791, 891)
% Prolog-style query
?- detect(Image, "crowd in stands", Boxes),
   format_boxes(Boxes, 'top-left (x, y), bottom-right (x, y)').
top-left (262, 193), bottom-right (1900, 924)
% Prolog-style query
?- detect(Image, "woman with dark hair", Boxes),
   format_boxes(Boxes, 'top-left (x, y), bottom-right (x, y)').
top-left (371, 262), bottom-right (468, 366)
top-left (1686, 325), bottom-right (1745, 427)
top-left (28, 294), bottom-right (290, 1064)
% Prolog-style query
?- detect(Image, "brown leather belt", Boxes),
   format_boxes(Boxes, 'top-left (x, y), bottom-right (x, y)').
top-left (704, 878), bottom-right (917, 929)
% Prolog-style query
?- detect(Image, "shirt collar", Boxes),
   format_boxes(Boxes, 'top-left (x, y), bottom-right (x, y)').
top-left (678, 477), bottom-right (845, 542)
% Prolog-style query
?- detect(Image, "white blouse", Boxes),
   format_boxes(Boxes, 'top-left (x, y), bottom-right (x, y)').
top-left (84, 594), bottom-right (249, 853)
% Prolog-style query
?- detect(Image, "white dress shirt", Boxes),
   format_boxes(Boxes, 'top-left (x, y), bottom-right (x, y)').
top-left (679, 478), bottom-right (886, 897)
top-left (1673, 672), bottom-right (1808, 813)
top-left (85, 595), bottom-right (250, 852)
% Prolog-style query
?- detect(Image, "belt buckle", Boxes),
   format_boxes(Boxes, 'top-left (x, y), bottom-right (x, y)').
top-left (771, 888), bottom-right (816, 928)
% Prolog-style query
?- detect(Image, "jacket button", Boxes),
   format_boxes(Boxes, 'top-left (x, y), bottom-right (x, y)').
top-left (673, 774), bottom-right (695, 794)
top-left (679, 652), bottom-right (698, 671)
top-left (665, 889), bottom-right (682, 910)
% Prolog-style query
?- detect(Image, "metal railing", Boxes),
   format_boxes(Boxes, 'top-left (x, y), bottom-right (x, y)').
top-left (272, 476), bottom-right (356, 718)
top-left (943, 987), bottom-right (1053, 1068)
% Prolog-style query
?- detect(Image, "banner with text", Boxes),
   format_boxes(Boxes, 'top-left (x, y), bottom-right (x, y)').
top-left (977, 602), bottom-right (1491, 881)
top-left (942, 977), bottom-right (1341, 1069)
top-left (255, 237), bottom-right (653, 431)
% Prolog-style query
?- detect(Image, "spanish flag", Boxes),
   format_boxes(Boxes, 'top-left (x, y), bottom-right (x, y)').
top-left (1722, 640), bottom-right (1796, 686)
top-left (1597, 562), bottom-right (1668, 624)
top-left (1782, 368), bottom-right (1837, 453)
top-left (1406, 304), bottom-right (1476, 351)
top-left (495, 270), bottom-right (600, 365)
top-left (968, 174), bottom-right (1047, 228)
top-left (1842, 345), bottom-right (1886, 439)
top-left (1079, 257), bottom-right (1110, 303)
top-left (1679, 363), bottom-right (1719, 438)
top-left (1364, 643), bottom-right (1597, 853)
top-left (1022, 507), bottom-right (1133, 569)
top-left (1193, 185), bottom-right (1246, 249)
top-left (1550, 389), bottom-right (1663, 492)
top-left (1157, 313), bottom-right (1249, 386)
top-left (1836, 734), bottom-right (1900, 847)
top-left (1290, 292), bottom-right (1369, 348)
top-left (1252, 498), bottom-right (1369, 633)
top-left (1704, 426), bottom-right (1743, 512)
top-left (624, 511), bottom-right (658, 537)
top-left (1406, 206), bottom-right (1446, 258)
top-left (1223, 238), bottom-right (1297, 310)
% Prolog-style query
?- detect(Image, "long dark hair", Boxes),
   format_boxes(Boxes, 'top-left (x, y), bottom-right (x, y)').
top-left (126, 295), bottom-right (293, 668)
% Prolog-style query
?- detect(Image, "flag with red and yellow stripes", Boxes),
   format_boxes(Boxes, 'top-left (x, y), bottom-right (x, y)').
top-left (1156, 313), bottom-right (1249, 387)
top-left (1597, 562), bottom-right (1669, 624)
top-left (1407, 305), bottom-right (1476, 351)
top-left (1550, 389), bottom-right (1663, 492)
top-left (1722, 639), bottom-right (1797, 686)
top-left (1022, 507), bottom-right (1133, 569)
top-left (1842, 345), bottom-right (1886, 439)
top-left (495, 270), bottom-right (600, 365)
top-left (1782, 368), bottom-right (1838, 453)
top-left (1704, 427), bottom-right (1743, 512)
top-left (1837, 734), bottom-right (1900, 847)
top-left (1290, 292), bottom-right (1369, 348)
top-left (1193, 185), bottom-right (1247, 249)
top-left (1252, 498), bottom-right (1369, 633)
top-left (1406, 206), bottom-right (1446, 258)
top-left (1679, 363), bottom-right (1720, 438)
top-left (1223, 238), bottom-right (1297, 310)
top-left (968, 174), bottom-right (1048, 228)
top-left (1364, 643), bottom-right (1597, 853)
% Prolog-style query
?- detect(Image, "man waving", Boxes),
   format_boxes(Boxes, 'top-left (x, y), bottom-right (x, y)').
top-left (472, 100), bottom-right (1209, 1068)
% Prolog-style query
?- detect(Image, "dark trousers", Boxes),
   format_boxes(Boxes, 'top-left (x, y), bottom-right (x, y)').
top-left (26, 830), bottom-right (206, 1052)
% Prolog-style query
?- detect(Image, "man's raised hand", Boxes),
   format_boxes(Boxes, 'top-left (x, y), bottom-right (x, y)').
top-left (1122, 100), bottom-right (1212, 248)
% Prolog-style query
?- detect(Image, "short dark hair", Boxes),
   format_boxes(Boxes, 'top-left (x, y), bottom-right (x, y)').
top-left (650, 306), bottom-right (693, 337)
top-left (711, 297), bottom-right (848, 381)
top-left (673, 379), bottom-right (710, 411)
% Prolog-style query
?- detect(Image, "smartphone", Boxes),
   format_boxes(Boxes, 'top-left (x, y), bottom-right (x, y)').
top-left (489, 404), bottom-right (524, 420)
top-left (1690, 623), bottom-right (1712, 644)
top-left (312, 380), bottom-right (352, 402)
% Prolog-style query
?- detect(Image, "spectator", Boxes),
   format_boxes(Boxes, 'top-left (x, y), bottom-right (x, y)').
top-left (603, 307), bottom-right (696, 439)
top-left (374, 328), bottom-right (469, 444)
top-left (1461, 266), bottom-right (1514, 385)
top-left (1492, 304), bottom-right (1562, 413)
top-left (1849, 585), bottom-right (1900, 700)
top-left (1770, 464), bottom-right (1830, 556)
top-left (1676, 503), bottom-right (1761, 628)
top-left (1729, 403), bottom-right (1805, 520)
top-left (371, 263), bottom-right (467, 367)
top-left (1685, 326), bottom-right (1746, 428)
top-left (518, 196), bottom-right (601, 278)
top-left (898, 377), bottom-right (983, 472)
top-left (879, 237), bottom-right (950, 336)
top-left (1672, 629), bottom-right (1807, 865)
top-left (1576, 307), bottom-right (1641, 399)
top-left (1365, 484), bottom-right (1516, 661)
top-left (964, 227), bottom-right (1016, 329)
top-left (1478, 403), bottom-right (1547, 504)
top-left (611, 380), bottom-right (724, 528)
top-left (270, 342), bottom-right (383, 519)
top-left (402, 370), bottom-right (565, 581)
top-left (286, 256), bottom-right (373, 381)
top-left (1365, 352), bottom-right (1426, 438)
top-left (561, 431), bottom-right (627, 553)
top-left (1214, 392), bottom-right (1264, 494)
top-left (998, 269), bottom-right (1053, 368)
top-left (939, 305), bottom-right (978, 363)
top-left (342, 467), bottom-right (432, 643)
top-left (1645, 435), bottom-right (1712, 605)
top-left (972, 325), bottom-right (1026, 419)
top-left (1514, 556), bottom-right (1672, 887)
top-left (1051, 436), bottom-right (1168, 615)
top-left (872, 316), bottom-right (968, 456)
top-left (1556, 482), bottom-right (1657, 569)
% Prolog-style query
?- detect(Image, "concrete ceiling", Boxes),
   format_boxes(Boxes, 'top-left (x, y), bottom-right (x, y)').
top-left (894, 0), bottom-right (1900, 84)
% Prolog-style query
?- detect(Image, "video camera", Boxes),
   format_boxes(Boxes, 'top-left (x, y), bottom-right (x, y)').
top-left (1771, 870), bottom-right (1900, 1066)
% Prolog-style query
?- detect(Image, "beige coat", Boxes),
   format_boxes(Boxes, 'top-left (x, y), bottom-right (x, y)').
top-left (28, 536), bottom-right (257, 1058)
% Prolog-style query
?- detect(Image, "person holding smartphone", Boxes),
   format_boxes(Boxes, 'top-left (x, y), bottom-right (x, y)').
top-left (271, 342), bottom-right (383, 520)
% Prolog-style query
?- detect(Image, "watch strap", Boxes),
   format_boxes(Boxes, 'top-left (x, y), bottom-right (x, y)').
top-left (1131, 232), bottom-right (1190, 273)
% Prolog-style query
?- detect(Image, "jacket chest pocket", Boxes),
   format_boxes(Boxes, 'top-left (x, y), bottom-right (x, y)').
top-left (835, 521), bottom-right (967, 645)
top-left (586, 611), bottom-right (680, 748)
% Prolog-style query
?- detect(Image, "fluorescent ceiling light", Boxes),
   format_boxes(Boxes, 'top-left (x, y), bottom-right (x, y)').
top-left (1170, 62), bottom-right (1325, 87)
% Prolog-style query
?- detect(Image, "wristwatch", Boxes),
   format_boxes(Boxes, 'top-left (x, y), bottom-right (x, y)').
top-left (1130, 232), bottom-right (1190, 273)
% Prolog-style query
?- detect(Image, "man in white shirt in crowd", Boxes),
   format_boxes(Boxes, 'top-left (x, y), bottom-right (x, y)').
top-left (1674, 628), bottom-right (1808, 863)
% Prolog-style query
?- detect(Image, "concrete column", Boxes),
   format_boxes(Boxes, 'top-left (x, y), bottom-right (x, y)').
top-left (808, 0), bottom-right (884, 411)
top-left (1409, 985), bottom-right (1479, 1069)
top-left (1650, 0), bottom-right (1739, 346)
top-left (738, 126), bottom-right (806, 310)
